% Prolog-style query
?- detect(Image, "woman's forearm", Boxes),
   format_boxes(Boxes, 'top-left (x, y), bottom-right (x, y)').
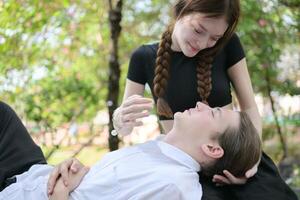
top-left (244, 106), bottom-right (262, 138)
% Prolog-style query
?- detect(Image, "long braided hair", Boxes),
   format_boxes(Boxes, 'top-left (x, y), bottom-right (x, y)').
top-left (154, 0), bottom-right (240, 118)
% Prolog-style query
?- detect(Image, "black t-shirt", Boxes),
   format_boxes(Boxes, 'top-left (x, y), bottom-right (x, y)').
top-left (127, 33), bottom-right (245, 120)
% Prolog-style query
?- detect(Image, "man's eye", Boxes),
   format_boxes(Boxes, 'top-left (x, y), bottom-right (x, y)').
top-left (211, 110), bottom-right (215, 118)
top-left (194, 28), bottom-right (202, 34)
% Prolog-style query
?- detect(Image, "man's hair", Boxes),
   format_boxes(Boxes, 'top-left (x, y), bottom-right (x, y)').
top-left (154, 0), bottom-right (240, 117)
top-left (202, 111), bottom-right (262, 177)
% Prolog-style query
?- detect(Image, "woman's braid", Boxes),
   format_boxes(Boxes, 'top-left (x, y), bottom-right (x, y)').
top-left (196, 54), bottom-right (214, 105)
top-left (154, 25), bottom-right (174, 118)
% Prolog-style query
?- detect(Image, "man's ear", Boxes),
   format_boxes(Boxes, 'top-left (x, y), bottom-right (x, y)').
top-left (201, 144), bottom-right (224, 159)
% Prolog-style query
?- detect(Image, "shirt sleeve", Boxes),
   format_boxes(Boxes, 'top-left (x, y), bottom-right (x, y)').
top-left (225, 33), bottom-right (245, 69)
top-left (127, 45), bottom-right (148, 85)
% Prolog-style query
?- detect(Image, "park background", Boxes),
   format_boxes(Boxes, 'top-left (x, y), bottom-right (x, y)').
top-left (0, 0), bottom-right (299, 196)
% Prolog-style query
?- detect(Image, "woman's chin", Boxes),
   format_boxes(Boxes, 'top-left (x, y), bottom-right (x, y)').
top-left (182, 47), bottom-right (199, 57)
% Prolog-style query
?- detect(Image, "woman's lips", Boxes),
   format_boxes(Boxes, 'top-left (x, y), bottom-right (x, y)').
top-left (188, 42), bottom-right (199, 52)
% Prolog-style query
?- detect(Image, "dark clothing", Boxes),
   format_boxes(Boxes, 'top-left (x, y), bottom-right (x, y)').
top-left (0, 101), bottom-right (46, 191)
top-left (127, 33), bottom-right (245, 120)
top-left (127, 33), bottom-right (298, 199)
top-left (200, 153), bottom-right (298, 200)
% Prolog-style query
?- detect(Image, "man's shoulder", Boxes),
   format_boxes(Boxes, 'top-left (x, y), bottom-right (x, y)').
top-left (151, 169), bottom-right (202, 200)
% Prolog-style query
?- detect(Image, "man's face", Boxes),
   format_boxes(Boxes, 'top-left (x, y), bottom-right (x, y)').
top-left (174, 102), bottom-right (240, 137)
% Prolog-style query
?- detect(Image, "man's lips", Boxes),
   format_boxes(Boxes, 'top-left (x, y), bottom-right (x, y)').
top-left (185, 109), bottom-right (192, 115)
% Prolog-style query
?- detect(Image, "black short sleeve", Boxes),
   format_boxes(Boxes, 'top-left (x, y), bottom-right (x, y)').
top-left (127, 45), bottom-right (148, 85)
top-left (225, 33), bottom-right (245, 69)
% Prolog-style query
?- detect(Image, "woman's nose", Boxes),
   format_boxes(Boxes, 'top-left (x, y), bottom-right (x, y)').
top-left (207, 39), bottom-right (217, 48)
top-left (196, 40), bottom-right (206, 51)
top-left (197, 35), bottom-right (211, 50)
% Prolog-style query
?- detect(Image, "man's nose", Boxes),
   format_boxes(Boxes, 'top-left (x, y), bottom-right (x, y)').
top-left (196, 101), bottom-right (210, 110)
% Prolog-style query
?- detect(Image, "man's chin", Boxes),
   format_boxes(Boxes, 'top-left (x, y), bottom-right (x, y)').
top-left (174, 112), bottom-right (183, 118)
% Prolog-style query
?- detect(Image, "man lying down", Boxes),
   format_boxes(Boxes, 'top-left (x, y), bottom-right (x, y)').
top-left (0, 102), bottom-right (261, 200)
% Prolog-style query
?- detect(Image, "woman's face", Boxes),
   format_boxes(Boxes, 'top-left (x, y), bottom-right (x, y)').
top-left (172, 13), bottom-right (228, 57)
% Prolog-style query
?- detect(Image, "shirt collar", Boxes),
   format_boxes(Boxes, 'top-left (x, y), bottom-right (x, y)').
top-left (156, 136), bottom-right (201, 172)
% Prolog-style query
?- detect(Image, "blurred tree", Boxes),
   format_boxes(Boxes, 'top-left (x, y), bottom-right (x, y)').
top-left (0, 0), bottom-right (298, 156)
top-left (107, 0), bottom-right (123, 151)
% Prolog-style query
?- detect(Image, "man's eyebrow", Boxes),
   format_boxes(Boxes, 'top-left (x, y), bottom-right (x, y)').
top-left (199, 23), bottom-right (223, 38)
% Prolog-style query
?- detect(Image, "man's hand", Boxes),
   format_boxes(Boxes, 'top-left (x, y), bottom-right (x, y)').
top-left (49, 178), bottom-right (69, 200)
top-left (66, 166), bottom-right (90, 192)
top-left (47, 158), bottom-right (87, 195)
top-left (49, 165), bottom-right (89, 200)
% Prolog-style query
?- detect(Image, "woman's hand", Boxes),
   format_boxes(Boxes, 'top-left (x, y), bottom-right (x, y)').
top-left (212, 170), bottom-right (248, 186)
top-left (113, 95), bottom-right (153, 136)
top-left (212, 162), bottom-right (259, 186)
top-left (47, 158), bottom-right (88, 195)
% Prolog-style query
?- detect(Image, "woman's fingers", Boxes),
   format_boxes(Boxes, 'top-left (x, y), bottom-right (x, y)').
top-left (223, 170), bottom-right (247, 184)
top-left (245, 164), bottom-right (258, 178)
top-left (123, 96), bottom-right (153, 108)
top-left (122, 111), bottom-right (150, 122)
top-left (122, 103), bottom-right (153, 115)
top-left (212, 174), bottom-right (231, 185)
top-left (122, 95), bottom-right (153, 115)
top-left (123, 121), bottom-right (143, 127)
top-left (212, 171), bottom-right (247, 185)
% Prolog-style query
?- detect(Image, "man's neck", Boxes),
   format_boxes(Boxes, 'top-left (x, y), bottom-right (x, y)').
top-left (163, 130), bottom-right (202, 164)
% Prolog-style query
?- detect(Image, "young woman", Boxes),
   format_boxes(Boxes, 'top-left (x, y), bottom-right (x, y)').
top-left (48, 0), bottom-right (298, 199)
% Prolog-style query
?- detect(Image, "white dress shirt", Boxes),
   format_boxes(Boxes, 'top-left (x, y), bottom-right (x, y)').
top-left (0, 138), bottom-right (202, 200)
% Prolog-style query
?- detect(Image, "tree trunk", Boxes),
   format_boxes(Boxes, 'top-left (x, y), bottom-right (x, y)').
top-left (107, 0), bottom-right (122, 151)
top-left (264, 67), bottom-right (288, 160)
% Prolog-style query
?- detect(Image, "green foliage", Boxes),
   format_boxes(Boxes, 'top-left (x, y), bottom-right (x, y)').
top-left (0, 0), bottom-right (298, 137)
top-left (22, 71), bottom-right (100, 128)
top-left (0, 1), bottom-right (109, 128)
top-left (239, 0), bottom-right (299, 96)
